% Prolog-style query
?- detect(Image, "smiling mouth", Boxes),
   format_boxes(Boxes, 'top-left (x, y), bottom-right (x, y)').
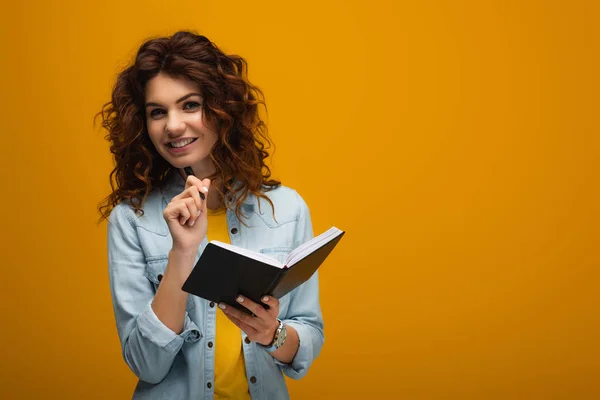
top-left (168, 138), bottom-right (198, 148)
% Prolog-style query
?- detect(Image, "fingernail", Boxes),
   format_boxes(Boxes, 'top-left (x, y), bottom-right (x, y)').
top-left (236, 295), bottom-right (244, 303)
top-left (218, 303), bottom-right (226, 310)
top-left (197, 210), bottom-right (201, 216)
top-left (262, 296), bottom-right (269, 302)
top-left (190, 220), bottom-right (195, 227)
top-left (202, 186), bottom-right (209, 193)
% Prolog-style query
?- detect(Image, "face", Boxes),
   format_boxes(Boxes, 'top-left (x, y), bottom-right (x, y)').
top-left (145, 73), bottom-right (218, 177)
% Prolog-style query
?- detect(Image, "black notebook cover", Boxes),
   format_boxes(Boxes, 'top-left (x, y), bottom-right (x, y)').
top-left (181, 232), bottom-right (344, 313)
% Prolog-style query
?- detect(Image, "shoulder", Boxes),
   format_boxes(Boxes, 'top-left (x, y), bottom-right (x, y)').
top-left (252, 185), bottom-right (311, 225)
top-left (262, 184), bottom-right (304, 204)
top-left (108, 189), bottom-right (168, 236)
top-left (108, 201), bottom-right (135, 225)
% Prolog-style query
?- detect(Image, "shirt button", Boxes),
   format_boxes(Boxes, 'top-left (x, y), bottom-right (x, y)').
top-left (230, 227), bottom-right (238, 234)
top-left (207, 382), bottom-right (212, 388)
top-left (244, 337), bottom-right (251, 344)
top-left (250, 376), bottom-right (257, 384)
top-left (209, 302), bottom-right (215, 308)
top-left (157, 274), bottom-right (163, 282)
top-left (208, 341), bottom-right (213, 348)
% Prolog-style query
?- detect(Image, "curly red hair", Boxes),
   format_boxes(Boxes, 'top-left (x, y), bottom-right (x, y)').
top-left (97, 31), bottom-right (280, 221)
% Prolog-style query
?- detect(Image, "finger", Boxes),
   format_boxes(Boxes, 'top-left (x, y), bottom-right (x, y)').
top-left (260, 296), bottom-right (280, 316)
top-left (184, 175), bottom-right (202, 190)
top-left (185, 186), bottom-right (203, 212)
top-left (225, 312), bottom-right (258, 336)
top-left (235, 295), bottom-right (270, 321)
top-left (172, 185), bottom-right (204, 204)
top-left (186, 176), bottom-right (210, 201)
top-left (174, 202), bottom-right (191, 225)
top-left (182, 197), bottom-right (199, 226)
top-left (172, 182), bottom-right (191, 201)
top-left (198, 179), bottom-right (210, 208)
top-left (219, 303), bottom-right (259, 333)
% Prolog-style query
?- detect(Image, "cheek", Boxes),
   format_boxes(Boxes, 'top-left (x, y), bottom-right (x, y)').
top-left (188, 115), bottom-right (218, 140)
top-left (146, 122), bottom-right (163, 148)
top-left (186, 112), bottom-right (206, 128)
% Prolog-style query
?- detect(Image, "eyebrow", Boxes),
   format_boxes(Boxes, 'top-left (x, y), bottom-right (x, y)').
top-left (145, 93), bottom-right (203, 108)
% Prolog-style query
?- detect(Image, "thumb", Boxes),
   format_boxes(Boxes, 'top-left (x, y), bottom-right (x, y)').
top-left (199, 178), bottom-right (211, 211)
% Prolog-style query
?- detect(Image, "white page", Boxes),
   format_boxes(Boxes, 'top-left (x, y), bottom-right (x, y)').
top-left (285, 227), bottom-right (343, 267)
top-left (210, 241), bottom-right (283, 268)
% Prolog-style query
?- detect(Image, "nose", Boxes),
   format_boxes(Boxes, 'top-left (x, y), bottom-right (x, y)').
top-left (165, 113), bottom-right (186, 136)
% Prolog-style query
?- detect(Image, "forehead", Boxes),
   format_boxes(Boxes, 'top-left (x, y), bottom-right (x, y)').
top-left (145, 73), bottom-right (201, 101)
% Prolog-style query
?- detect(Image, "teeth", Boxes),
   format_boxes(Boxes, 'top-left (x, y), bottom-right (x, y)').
top-left (170, 138), bottom-right (195, 148)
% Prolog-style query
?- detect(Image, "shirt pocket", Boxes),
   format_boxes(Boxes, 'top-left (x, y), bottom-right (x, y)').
top-left (144, 255), bottom-right (197, 312)
top-left (259, 247), bottom-right (293, 316)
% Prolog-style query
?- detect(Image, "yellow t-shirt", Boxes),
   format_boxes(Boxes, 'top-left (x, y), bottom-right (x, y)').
top-left (207, 208), bottom-right (251, 400)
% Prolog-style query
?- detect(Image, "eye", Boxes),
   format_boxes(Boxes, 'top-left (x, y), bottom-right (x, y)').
top-left (149, 108), bottom-right (166, 118)
top-left (183, 101), bottom-right (202, 111)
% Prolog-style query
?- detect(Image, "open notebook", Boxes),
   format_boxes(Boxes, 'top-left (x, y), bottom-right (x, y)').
top-left (209, 227), bottom-right (344, 269)
top-left (182, 227), bottom-right (345, 312)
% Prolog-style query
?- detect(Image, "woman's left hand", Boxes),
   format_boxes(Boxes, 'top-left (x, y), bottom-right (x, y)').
top-left (219, 295), bottom-right (280, 345)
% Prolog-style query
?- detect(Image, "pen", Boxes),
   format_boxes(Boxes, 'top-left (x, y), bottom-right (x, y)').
top-left (183, 166), bottom-right (206, 200)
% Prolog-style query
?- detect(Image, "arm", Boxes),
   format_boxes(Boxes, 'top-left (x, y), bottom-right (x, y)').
top-left (151, 249), bottom-right (196, 334)
top-left (268, 323), bottom-right (300, 364)
top-left (108, 205), bottom-right (201, 384)
top-left (277, 273), bottom-right (324, 379)
top-left (109, 176), bottom-right (211, 384)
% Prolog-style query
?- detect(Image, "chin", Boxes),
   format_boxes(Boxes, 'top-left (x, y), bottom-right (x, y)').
top-left (160, 154), bottom-right (192, 169)
top-left (166, 156), bottom-right (207, 171)
top-left (167, 160), bottom-right (188, 169)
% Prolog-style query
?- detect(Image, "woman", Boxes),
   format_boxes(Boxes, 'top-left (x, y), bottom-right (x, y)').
top-left (98, 31), bottom-right (324, 399)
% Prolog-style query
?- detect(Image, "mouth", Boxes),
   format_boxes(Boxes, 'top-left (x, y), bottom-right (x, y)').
top-left (167, 138), bottom-right (198, 149)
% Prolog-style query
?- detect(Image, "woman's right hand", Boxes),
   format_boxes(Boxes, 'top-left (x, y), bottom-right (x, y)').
top-left (163, 175), bottom-right (211, 256)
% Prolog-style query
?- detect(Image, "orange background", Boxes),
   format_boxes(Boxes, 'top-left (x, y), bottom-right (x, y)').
top-left (1, 1), bottom-right (599, 399)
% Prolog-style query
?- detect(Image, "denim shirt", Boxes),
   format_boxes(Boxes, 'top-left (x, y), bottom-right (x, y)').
top-left (107, 175), bottom-right (324, 400)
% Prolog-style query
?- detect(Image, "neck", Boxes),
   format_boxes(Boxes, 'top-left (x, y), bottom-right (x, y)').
top-left (188, 158), bottom-right (215, 180)
top-left (205, 179), bottom-right (225, 210)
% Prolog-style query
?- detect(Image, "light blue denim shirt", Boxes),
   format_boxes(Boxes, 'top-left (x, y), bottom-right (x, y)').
top-left (107, 174), bottom-right (324, 400)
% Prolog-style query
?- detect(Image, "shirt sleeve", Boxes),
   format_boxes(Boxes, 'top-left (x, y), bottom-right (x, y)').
top-left (107, 204), bottom-right (201, 384)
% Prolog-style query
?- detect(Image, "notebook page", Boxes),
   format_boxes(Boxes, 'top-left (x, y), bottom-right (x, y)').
top-left (284, 227), bottom-right (343, 267)
top-left (210, 241), bottom-right (283, 268)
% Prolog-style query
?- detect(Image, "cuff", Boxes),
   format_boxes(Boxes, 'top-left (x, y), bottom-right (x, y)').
top-left (273, 321), bottom-right (314, 379)
top-left (136, 300), bottom-right (202, 352)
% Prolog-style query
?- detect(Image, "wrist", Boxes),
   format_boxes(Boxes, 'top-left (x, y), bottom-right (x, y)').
top-left (168, 248), bottom-right (197, 280)
top-left (169, 246), bottom-right (198, 261)
top-left (260, 319), bottom-right (287, 352)
top-left (259, 321), bottom-right (280, 346)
